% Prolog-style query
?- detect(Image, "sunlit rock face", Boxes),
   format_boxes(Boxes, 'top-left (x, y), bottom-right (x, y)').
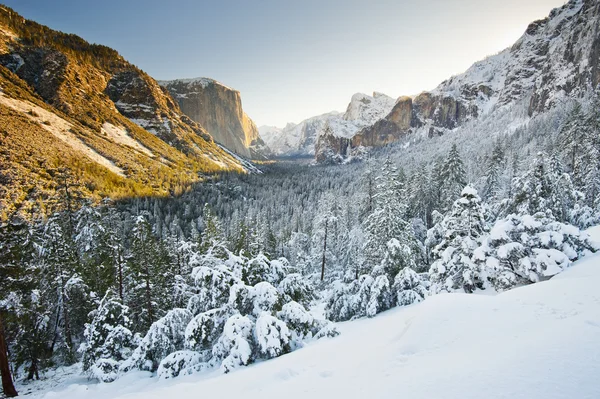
top-left (160, 78), bottom-right (268, 159)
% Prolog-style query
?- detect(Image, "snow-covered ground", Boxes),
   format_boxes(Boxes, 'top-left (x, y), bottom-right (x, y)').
top-left (20, 228), bottom-right (600, 399)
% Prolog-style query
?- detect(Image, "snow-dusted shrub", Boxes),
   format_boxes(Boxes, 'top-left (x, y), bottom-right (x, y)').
top-left (326, 274), bottom-right (394, 321)
top-left (569, 204), bottom-right (600, 229)
top-left (254, 313), bottom-right (291, 359)
top-left (187, 266), bottom-right (239, 316)
top-left (157, 350), bottom-right (204, 380)
top-left (80, 292), bottom-right (135, 381)
top-left (478, 212), bottom-right (599, 290)
top-left (121, 308), bottom-right (192, 372)
top-left (277, 301), bottom-right (315, 340)
top-left (366, 275), bottom-right (393, 317)
top-left (228, 283), bottom-right (254, 315)
top-left (325, 278), bottom-right (362, 322)
top-left (184, 308), bottom-right (229, 353)
top-left (277, 301), bottom-right (339, 348)
top-left (250, 281), bottom-right (283, 316)
top-left (313, 322), bottom-right (340, 339)
top-left (241, 253), bottom-right (287, 286)
top-left (89, 358), bottom-right (120, 383)
top-left (277, 273), bottom-right (315, 308)
top-left (394, 268), bottom-right (428, 306)
top-left (212, 314), bottom-right (255, 373)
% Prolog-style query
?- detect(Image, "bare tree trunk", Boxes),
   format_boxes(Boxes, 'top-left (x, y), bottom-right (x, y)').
top-left (144, 264), bottom-right (154, 325)
top-left (117, 248), bottom-right (124, 302)
top-left (58, 267), bottom-right (73, 363)
top-left (0, 314), bottom-right (18, 397)
top-left (321, 220), bottom-right (328, 282)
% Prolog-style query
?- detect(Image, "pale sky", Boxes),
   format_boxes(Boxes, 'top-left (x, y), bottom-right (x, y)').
top-left (4, 0), bottom-right (567, 127)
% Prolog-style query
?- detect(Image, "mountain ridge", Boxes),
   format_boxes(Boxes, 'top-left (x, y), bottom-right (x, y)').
top-left (0, 5), bottom-right (250, 219)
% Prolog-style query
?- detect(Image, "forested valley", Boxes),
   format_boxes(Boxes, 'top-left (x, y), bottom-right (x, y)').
top-left (2, 94), bottom-right (600, 388)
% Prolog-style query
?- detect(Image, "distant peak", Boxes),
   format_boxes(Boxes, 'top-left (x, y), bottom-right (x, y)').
top-left (372, 91), bottom-right (391, 99)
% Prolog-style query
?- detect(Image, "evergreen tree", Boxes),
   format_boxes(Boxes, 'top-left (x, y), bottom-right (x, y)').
top-left (126, 214), bottom-right (173, 333)
top-left (558, 103), bottom-right (587, 186)
top-left (429, 186), bottom-right (489, 293)
top-left (440, 144), bottom-right (467, 211)
top-left (505, 152), bottom-right (579, 223)
top-left (483, 141), bottom-right (505, 202)
top-left (80, 291), bottom-right (135, 382)
top-left (199, 204), bottom-right (226, 255)
top-left (580, 96), bottom-right (600, 207)
top-left (363, 159), bottom-right (416, 272)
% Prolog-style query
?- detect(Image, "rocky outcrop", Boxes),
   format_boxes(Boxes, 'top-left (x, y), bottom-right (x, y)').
top-left (315, 131), bottom-right (351, 164)
top-left (160, 78), bottom-right (268, 159)
top-left (349, 92), bottom-right (479, 150)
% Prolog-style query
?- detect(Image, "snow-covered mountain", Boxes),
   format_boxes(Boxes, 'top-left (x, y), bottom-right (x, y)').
top-left (261, 92), bottom-right (396, 157)
top-left (259, 114), bottom-right (339, 157)
top-left (317, 0), bottom-right (600, 162)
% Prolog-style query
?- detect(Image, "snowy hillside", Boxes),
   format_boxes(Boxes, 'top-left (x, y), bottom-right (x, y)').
top-left (261, 92), bottom-right (395, 156)
top-left (22, 228), bottom-right (600, 399)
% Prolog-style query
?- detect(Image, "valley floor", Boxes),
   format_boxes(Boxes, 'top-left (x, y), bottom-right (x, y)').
top-left (17, 228), bottom-right (600, 399)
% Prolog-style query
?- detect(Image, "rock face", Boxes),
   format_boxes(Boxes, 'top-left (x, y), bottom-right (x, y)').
top-left (160, 78), bottom-right (268, 159)
top-left (319, 0), bottom-right (600, 162)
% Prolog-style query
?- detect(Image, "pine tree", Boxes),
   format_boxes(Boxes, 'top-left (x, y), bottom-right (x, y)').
top-left (440, 144), bottom-right (467, 211)
top-left (506, 152), bottom-right (579, 223)
top-left (0, 220), bottom-right (33, 396)
top-left (41, 212), bottom-right (83, 364)
top-left (199, 204), bottom-right (226, 255)
top-left (80, 291), bottom-right (134, 382)
top-left (407, 164), bottom-right (429, 223)
top-left (580, 96), bottom-right (600, 207)
top-left (429, 186), bottom-right (489, 293)
top-left (483, 141), bottom-right (505, 202)
top-left (558, 103), bottom-right (587, 186)
top-left (126, 214), bottom-right (173, 333)
top-left (363, 158), bottom-right (416, 272)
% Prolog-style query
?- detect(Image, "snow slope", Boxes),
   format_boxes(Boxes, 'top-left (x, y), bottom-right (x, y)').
top-left (27, 230), bottom-right (600, 399)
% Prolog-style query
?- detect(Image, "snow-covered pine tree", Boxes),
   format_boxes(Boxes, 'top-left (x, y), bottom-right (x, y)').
top-left (0, 219), bottom-right (36, 395)
top-left (363, 158), bottom-right (415, 272)
top-left (504, 152), bottom-right (579, 224)
top-left (311, 193), bottom-right (344, 282)
top-left (126, 213), bottom-right (174, 333)
top-left (429, 186), bottom-right (489, 293)
top-left (40, 212), bottom-right (89, 364)
top-left (558, 103), bottom-right (587, 187)
top-left (440, 144), bottom-right (467, 211)
top-left (199, 204), bottom-right (226, 255)
top-left (483, 140), bottom-right (505, 203)
top-left (580, 95), bottom-right (600, 208)
top-left (80, 291), bottom-right (135, 382)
